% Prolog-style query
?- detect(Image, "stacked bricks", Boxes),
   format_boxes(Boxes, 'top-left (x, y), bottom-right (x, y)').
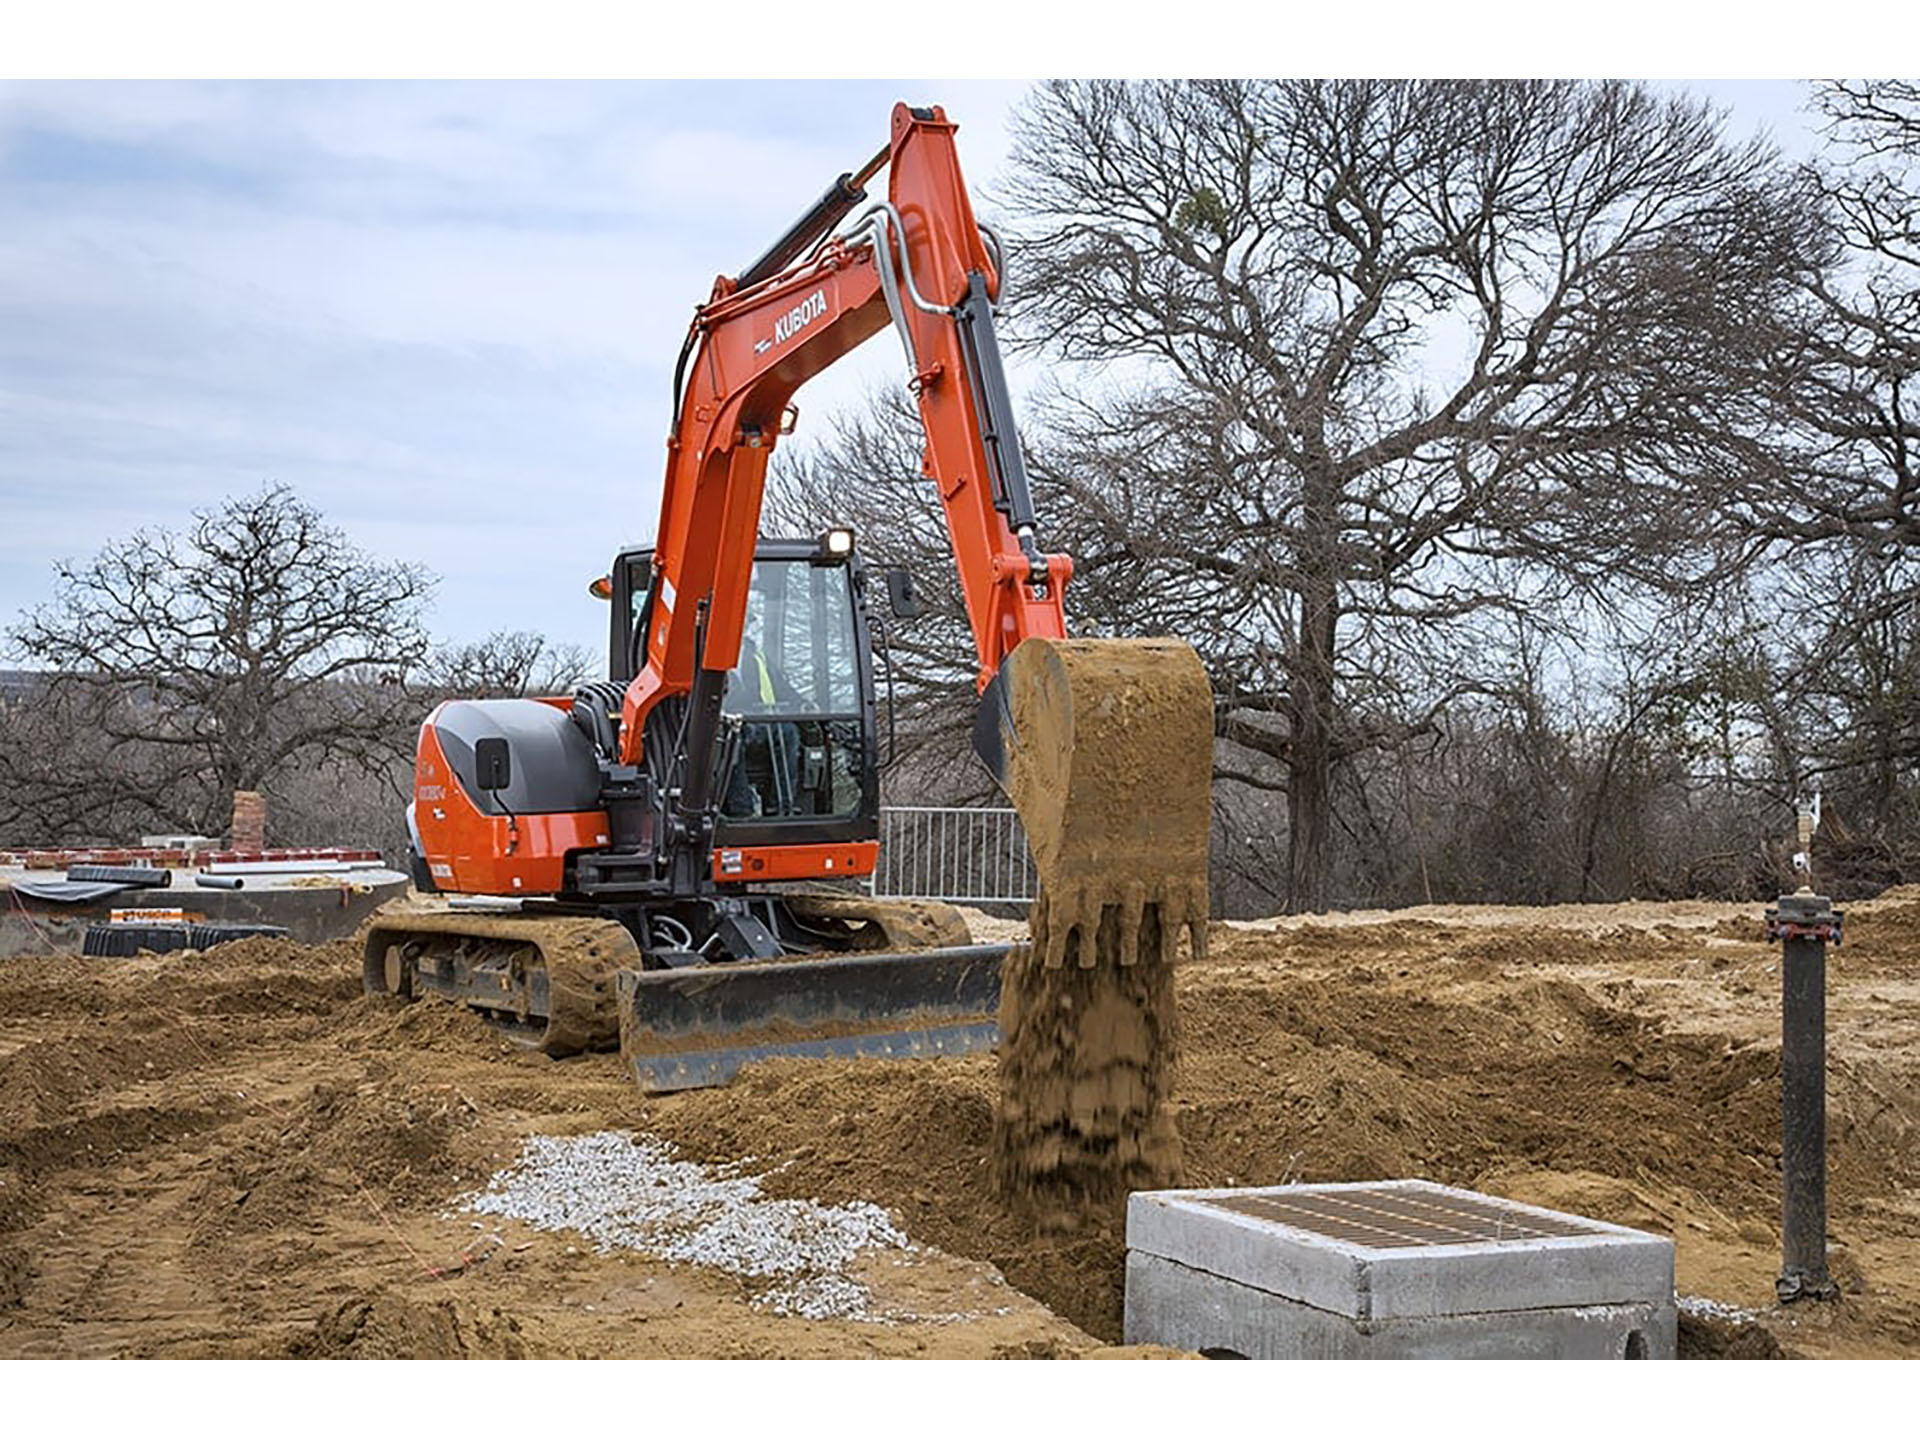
top-left (230, 790), bottom-right (267, 853)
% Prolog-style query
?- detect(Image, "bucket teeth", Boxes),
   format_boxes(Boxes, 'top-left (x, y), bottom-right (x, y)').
top-left (1154, 877), bottom-right (1210, 965)
top-left (1116, 881), bottom-right (1146, 969)
top-left (1034, 883), bottom-right (1083, 971)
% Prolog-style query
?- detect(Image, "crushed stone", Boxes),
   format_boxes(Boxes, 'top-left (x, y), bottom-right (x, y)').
top-left (458, 1130), bottom-right (910, 1320)
top-left (1677, 1293), bottom-right (1770, 1326)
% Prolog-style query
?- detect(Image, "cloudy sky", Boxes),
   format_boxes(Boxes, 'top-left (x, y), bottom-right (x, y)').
top-left (0, 78), bottom-right (1824, 661)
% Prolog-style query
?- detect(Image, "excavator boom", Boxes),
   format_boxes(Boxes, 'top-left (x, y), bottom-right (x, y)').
top-left (613, 102), bottom-right (1212, 1160)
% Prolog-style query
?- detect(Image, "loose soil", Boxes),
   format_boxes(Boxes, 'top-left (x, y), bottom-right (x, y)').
top-left (993, 637), bottom-right (1212, 1212)
top-left (3, 890), bottom-right (1918, 1358)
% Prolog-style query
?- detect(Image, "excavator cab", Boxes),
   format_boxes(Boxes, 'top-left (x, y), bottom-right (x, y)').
top-left (607, 538), bottom-right (878, 837)
top-left (720, 560), bottom-right (867, 824)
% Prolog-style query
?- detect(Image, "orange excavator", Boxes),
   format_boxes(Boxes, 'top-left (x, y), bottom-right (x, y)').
top-left (363, 103), bottom-right (1213, 1094)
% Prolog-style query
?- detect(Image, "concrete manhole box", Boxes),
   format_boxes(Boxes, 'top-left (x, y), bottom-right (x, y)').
top-left (1124, 1179), bottom-right (1676, 1359)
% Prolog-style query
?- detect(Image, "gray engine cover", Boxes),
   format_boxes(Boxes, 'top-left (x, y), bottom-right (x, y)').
top-left (432, 699), bottom-right (603, 816)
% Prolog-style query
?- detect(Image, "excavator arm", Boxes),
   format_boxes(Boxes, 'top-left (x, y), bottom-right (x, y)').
top-left (618, 105), bottom-right (1213, 1200)
top-left (619, 103), bottom-right (1069, 805)
top-left (375, 102), bottom-right (1210, 1178)
top-left (620, 94), bottom-right (1211, 950)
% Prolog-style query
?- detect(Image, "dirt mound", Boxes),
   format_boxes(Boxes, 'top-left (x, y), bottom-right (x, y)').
top-left (637, 953), bottom-right (1714, 1343)
top-left (0, 1242), bottom-right (30, 1309)
top-left (188, 1074), bottom-right (494, 1246)
top-left (146, 1287), bottom-right (540, 1359)
top-left (1841, 901), bottom-right (1920, 970)
top-left (1680, 1311), bottom-right (1787, 1359)
top-left (6, 889), bottom-right (1920, 1358)
top-left (652, 909), bottom-right (1920, 1350)
top-left (342, 984), bottom-right (517, 1054)
top-left (0, 937), bottom-right (366, 1232)
top-left (645, 1054), bottom-right (1132, 1340)
top-left (286, 1289), bottom-right (533, 1359)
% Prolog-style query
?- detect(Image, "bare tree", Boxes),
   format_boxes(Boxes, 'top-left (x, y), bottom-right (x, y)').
top-left (995, 79), bottom-right (1823, 911)
top-left (415, 629), bottom-right (596, 701)
top-left (1722, 80), bottom-right (1920, 553)
top-left (1680, 81), bottom-right (1920, 885)
top-left (0, 671), bottom-right (183, 845)
top-left (6, 484), bottom-right (433, 841)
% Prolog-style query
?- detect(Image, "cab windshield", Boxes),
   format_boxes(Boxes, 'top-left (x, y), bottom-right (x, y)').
top-left (725, 558), bottom-right (860, 716)
top-left (720, 558), bottom-right (864, 822)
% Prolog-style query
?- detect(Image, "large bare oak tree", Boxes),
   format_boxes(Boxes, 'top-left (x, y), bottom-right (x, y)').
top-left (6, 484), bottom-right (433, 842)
top-left (993, 79), bottom-right (1822, 910)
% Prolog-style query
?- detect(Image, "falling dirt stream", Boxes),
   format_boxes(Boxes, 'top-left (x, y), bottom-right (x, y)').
top-left (986, 636), bottom-right (1215, 1216)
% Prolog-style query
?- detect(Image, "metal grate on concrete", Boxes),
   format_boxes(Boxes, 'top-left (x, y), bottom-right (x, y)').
top-left (1198, 1185), bottom-right (1609, 1250)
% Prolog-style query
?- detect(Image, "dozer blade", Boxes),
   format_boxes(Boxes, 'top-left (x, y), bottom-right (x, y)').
top-left (974, 635), bottom-right (1215, 1205)
top-left (618, 944), bottom-right (1007, 1093)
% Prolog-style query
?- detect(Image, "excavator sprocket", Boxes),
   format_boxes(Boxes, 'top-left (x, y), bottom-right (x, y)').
top-left (362, 904), bottom-right (638, 1057)
top-left (981, 635), bottom-right (1215, 1206)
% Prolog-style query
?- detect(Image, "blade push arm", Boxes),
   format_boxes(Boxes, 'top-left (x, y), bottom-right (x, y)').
top-left (619, 103), bottom-right (1071, 790)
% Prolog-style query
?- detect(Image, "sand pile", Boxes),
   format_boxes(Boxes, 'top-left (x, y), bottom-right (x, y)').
top-left (643, 1053), bottom-right (1132, 1340)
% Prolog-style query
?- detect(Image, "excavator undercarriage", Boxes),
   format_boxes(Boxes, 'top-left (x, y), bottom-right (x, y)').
top-left (363, 890), bottom-right (1008, 1089)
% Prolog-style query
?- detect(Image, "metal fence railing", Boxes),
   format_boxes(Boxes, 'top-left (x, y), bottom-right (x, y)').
top-left (873, 805), bottom-right (1035, 904)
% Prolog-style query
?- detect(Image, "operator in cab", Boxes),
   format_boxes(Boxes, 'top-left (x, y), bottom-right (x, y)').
top-left (723, 614), bottom-right (803, 818)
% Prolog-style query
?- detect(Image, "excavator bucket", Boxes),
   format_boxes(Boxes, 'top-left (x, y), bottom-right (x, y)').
top-left (974, 635), bottom-right (1215, 1204)
top-left (618, 944), bottom-right (1007, 1092)
top-left (975, 635), bottom-right (1215, 950)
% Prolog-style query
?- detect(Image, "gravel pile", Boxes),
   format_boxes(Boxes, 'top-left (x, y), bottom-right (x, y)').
top-left (460, 1130), bottom-right (910, 1320)
top-left (1676, 1293), bottom-right (1769, 1325)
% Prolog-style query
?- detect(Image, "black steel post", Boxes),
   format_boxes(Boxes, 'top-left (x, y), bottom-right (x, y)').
top-left (1764, 890), bottom-right (1842, 1303)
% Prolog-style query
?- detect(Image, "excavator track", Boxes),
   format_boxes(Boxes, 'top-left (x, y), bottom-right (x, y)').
top-left (362, 906), bottom-right (638, 1057)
